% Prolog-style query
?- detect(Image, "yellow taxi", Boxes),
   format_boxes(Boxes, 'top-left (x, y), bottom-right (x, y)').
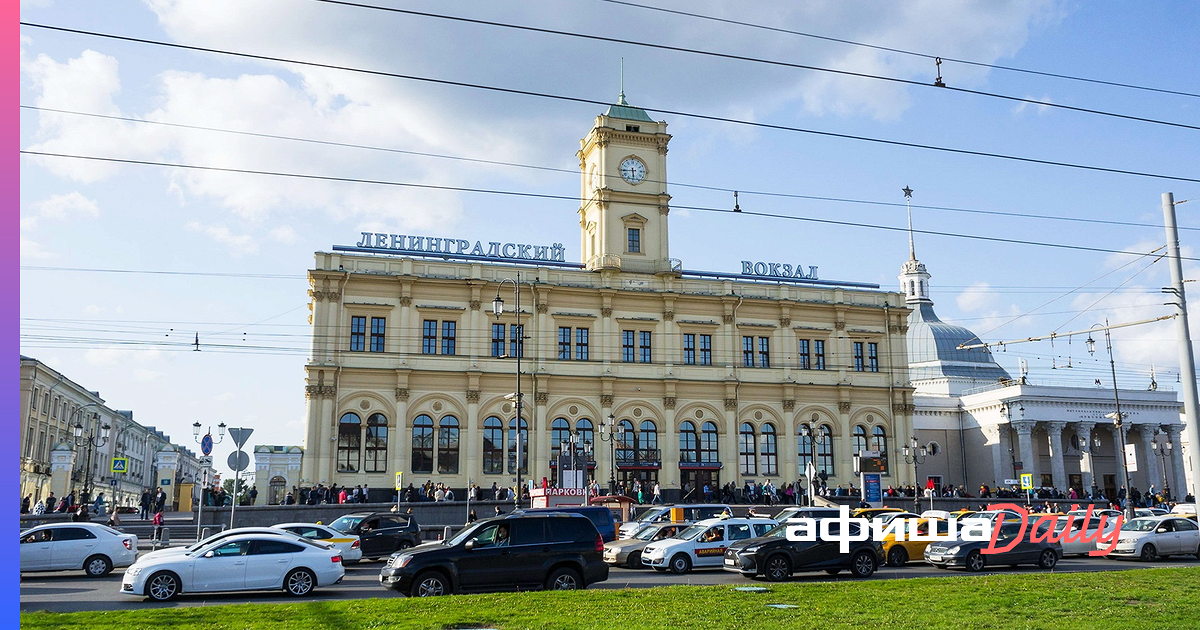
top-left (881, 517), bottom-right (952, 566)
top-left (273, 522), bottom-right (363, 563)
top-left (852, 507), bottom-right (904, 520)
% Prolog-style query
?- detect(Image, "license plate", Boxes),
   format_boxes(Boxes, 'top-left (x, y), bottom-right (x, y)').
top-left (928, 554), bottom-right (942, 562)
top-left (724, 558), bottom-right (736, 566)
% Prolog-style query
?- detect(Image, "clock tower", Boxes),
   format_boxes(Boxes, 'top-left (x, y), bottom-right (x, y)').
top-left (577, 92), bottom-right (674, 274)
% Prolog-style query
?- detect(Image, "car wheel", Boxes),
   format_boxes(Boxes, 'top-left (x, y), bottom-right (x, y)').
top-left (626, 552), bottom-right (642, 569)
top-left (545, 567), bottom-right (582, 591)
top-left (146, 571), bottom-right (180, 601)
top-left (669, 554), bottom-right (692, 574)
top-left (965, 551), bottom-right (985, 573)
top-left (1038, 549), bottom-right (1058, 569)
top-left (850, 551), bottom-right (877, 578)
top-left (886, 547), bottom-right (908, 567)
top-left (764, 555), bottom-right (791, 582)
top-left (410, 571), bottom-right (450, 597)
top-left (83, 554), bottom-right (112, 577)
top-left (1140, 544), bottom-right (1158, 562)
top-left (284, 568), bottom-right (316, 596)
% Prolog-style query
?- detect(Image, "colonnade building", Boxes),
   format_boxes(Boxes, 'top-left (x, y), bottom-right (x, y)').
top-left (297, 96), bottom-right (916, 500)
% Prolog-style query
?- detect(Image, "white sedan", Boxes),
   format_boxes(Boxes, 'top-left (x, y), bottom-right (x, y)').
top-left (1051, 515), bottom-right (1119, 556)
top-left (272, 522), bottom-right (363, 564)
top-left (641, 518), bottom-right (777, 574)
top-left (121, 533), bottom-right (345, 600)
top-left (20, 522), bottom-right (138, 577)
top-left (1108, 516), bottom-right (1200, 561)
top-left (139, 526), bottom-right (322, 563)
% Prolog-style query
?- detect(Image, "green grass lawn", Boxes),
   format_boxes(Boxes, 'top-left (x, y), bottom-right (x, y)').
top-left (21, 567), bottom-right (1200, 629)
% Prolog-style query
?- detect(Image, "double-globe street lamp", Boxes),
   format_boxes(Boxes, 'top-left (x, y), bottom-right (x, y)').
top-left (599, 414), bottom-right (626, 496)
top-left (797, 424), bottom-right (823, 507)
top-left (493, 275), bottom-right (528, 507)
top-left (1150, 438), bottom-right (1173, 500)
top-left (1086, 321), bottom-right (1137, 522)
top-left (901, 436), bottom-right (929, 513)
top-left (72, 410), bottom-right (111, 507)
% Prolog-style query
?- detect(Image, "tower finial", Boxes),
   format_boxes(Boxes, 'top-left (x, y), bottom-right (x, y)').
top-left (903, 186), bottom-right (915, 260)
top-left (617, 57), bottom-right (628, 106)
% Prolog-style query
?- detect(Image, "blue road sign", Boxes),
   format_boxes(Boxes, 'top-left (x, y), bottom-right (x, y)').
top-left (200, 433), bottom-right (214, 456)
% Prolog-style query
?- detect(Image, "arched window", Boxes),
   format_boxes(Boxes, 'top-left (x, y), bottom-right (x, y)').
top-left (364, 413), bottom-right (388, 473)
top-left (551, 418), bottom-right (571, 452)
top-left (617, 420), bottom-right (635, 465)
top-left (337, 413), bottom-right (361, 473)
top-left (700, 421), bottom-right (719, 463)
top-left (871, 425), bottom-right (889, 474)
top-left (739, 422), bottom-right (757, 475)
top-left (438, 415), bottom-right (460, 474)
top-left (576, 418), bottom-right (594, 452)
top-left (507, 418), bottom-right (528, 474)
top-left (411, 415), bottom-right (433, 474)
top-left (760, 423), bottom-right (778, 476)
top-left (639, 420), bottom-right (658, 457)
top-left (852, 425), bottom-right (868, 456)
top-left (679, 421), bottom-right (698, 463)
top-left (482, 416), bottom-right (503, 474)
top-left (816, 424), bottom-right (834, 475)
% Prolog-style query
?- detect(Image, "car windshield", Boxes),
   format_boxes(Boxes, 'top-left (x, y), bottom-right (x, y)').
top-left (760, 523), bottom-right (788, 538)
top-left (633, 526), bottom-right (663, 541)
top-left (677, 524), bottom-right (707, 540)
top-left (329, 515), bottom-right (363, 534)
top-left (446, 521), bottom-right (485, 546)
top-left (1122, 519), bottom-right (1160, 532)
top-left (632, 507), bottom-right (667, 522)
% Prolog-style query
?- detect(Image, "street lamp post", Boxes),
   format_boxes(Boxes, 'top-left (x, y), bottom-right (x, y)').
top-left (599, 414), bottom-right (626, 496)
top-left (493, 275), bottom-right (527, 508)
top-left (72, 413), bottom-right (111, 508)
top-left (1087, 321), bottom-right (1136, 522)
top-left (192, 422), bottom-right (226, 540)
top-left (798, 424), bottom-right (821, 507)
top-left (1000, 403), bottom-right (1025, 481)
top-left (901, 436), bottom-right (929, 513)
top-left (1150, 438), bottom-right (1173, 501)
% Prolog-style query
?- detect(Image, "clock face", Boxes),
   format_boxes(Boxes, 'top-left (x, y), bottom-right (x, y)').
top-left (619, 157), bottom-right (647, 185)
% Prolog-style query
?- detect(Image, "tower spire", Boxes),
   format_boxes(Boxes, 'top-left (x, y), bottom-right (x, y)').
top-left (617, 57), bottom-right (627, 105)
top-left (903, 185), bottom-right (915, 260)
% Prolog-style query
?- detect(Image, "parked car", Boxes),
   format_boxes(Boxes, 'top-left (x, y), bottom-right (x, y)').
top-left (875, 511), bottom-right (921, 525)
top-left (1108, 516), bottom-right (1200, 561)
top-left (273, 522), bottom-right (363, 564)
top-left (882, 517), bottom-right (951, 566)
top-left (139, 526), bottom-right (322, 563)
top-left (640, 517), bottom-right (777, 574)
top-left (924, 521), bottom-right (1061, 572)
top-left (1134, 508), bottom-right (1168, 518)
top-left (1067, 508), bottom-right (1123, 522)
top-left (1169, 504), bottom-right (1198, 521)
top-left (379, 512), bottom-right (608, 596)
top-left (618, 504), bottom-right (731, 538)
top-left (603, 522), bottom-right (686, 568)
top-left (519, 506), bottom-right (619, 542)
top-left (853, 507), bottom-right (904, 520)
top-left (121, 533), bottom-right (344, 601)
top-left (328, 512), bottom-right (420, 560)
top-left (723, 520), bottom-right (884, 581)
top-left (1052, 514), bottom-right (1120, 556)
top-left (771, 507), bottom-right (843, 522)
top-left (20, 522), bottom-right (138, 577)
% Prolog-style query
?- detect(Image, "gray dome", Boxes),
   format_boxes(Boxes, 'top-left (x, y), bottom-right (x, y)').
top-left (907, 302), bottom-right (1010, 382)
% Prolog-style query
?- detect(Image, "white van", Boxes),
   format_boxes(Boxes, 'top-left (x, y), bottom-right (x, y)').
top-left (618, 504), bottom-right (731, 538)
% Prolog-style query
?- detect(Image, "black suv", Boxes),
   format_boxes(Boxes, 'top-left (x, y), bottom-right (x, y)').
top-left (723, 521), bottom-right (884, 581)
top-left (379, 513), bottom-right (608, 596)
top-left (517, 506), bottom-right (619, 542)
top-left (329, 512), bottom-right (421, 560)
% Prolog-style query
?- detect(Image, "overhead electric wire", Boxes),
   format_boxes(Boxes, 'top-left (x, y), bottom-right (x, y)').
top-left (21, 104), bottom-right (1199, 233)
top-left (18, 22), bottom-right (1200, 184)
top-left (305, 1), bottom-right (1200, 131)
top-left (21, 149), bottom-right (1199, 262)
top-left (597, 0), bottom-right (1200, 99)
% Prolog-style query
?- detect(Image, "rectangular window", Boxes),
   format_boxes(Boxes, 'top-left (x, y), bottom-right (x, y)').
top-left (798, 339), bottom-right (811, 370)
top-left (576, 328), bottom-right (589, 360)
top-left (370, 317), bottom-right (386, 352)
top-left (683, 333), bottom-right (696, 365)
top-left (31, 388), bottom-right (38, 411)
top-left (350, 316), bottom-right (366, 351)
top-left (627, 227), bottom-right (641, 253)
top-left (510, 324), bottom-right (524, 358)
top-left (441, 321), bottom-right (456, 355)
top-left (491, 323), bottom-right (506, 357)
top-left (558, 327), bottom-right (572, 360)
top-left (814, 340), bottom-right (826, 370)
top-left (742, 336), bottom-right (754, 367)
top-left (422, 320), bottom-right (438, 355)
top-left (622, 330), bottom-right (635, 363)
top-left (758, 337), bottom-right (770, 368)
top-left (853, 342), bottom-right (865, 372)
top-left (639, 331), bottom-right (652, 363)
top-left (868, 342), bottom-right (879, 372)
top-left (699, 334), bottom-right (712, 366)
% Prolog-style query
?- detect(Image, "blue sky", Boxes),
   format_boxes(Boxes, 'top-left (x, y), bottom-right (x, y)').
top-left (19, 0), bottom-right (1200, 475)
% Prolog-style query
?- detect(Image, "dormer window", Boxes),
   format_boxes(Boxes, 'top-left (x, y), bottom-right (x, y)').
top-left (626, 125), bottom-right (640, 132)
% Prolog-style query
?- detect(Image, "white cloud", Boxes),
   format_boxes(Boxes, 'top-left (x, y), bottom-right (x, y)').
top-left (185, 220), bottom-right (259, 255)
top-left (956, 282), bottom-right (998, 312)
top-left (84, 347), bottom-right (167, 382)
top-left (20, 237), bottom-right (55, 260)
top-left (33, 191), bottom-right (100, 219)
top-left (1013, 95), bottom-right (1055, 116)
top-left (268, 226), bottom-right (300, 244)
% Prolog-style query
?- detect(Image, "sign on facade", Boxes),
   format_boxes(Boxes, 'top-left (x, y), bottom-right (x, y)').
top-left (1124, 444), bottom-right (1138, 472)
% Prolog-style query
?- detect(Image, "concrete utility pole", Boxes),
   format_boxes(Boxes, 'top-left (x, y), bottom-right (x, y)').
top-left (1162, 192), bottom-right (1200, 500)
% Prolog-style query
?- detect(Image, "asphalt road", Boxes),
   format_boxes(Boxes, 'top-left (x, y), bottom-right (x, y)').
top-left (19, 556), bottom-right (1198, 613)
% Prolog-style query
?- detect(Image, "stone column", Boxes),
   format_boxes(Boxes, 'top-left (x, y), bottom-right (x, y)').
top-left (49, 444), bottom-right (77, 501)
top-left (1012, 420), bottom-right (1038, 484)
top-left (1044, 421), bottom-right (1068, 493)
top-left (1166, 425), bottom-right (1188, 499)
top-left (1076, 421), bottom-right (1096, 496)
top-left (1137, 427), bottom-right (1160, 494)
top-left (1109, 424), bottom-right (1130, 494)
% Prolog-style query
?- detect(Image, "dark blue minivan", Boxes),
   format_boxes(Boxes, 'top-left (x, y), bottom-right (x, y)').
top-left (518, 506), bottom-right (619, 542)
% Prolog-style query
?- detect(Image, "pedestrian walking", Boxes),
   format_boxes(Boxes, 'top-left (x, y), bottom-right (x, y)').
top-left (152, 510), bottom-right (165, 541)
top-left (107, 504), bottom-right (122, 527)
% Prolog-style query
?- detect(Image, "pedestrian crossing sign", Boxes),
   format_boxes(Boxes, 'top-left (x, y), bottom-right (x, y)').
top-left (1020, 473), bottom-right (1033, 490)
top-left (111, 457), bottom-right (129, 474)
